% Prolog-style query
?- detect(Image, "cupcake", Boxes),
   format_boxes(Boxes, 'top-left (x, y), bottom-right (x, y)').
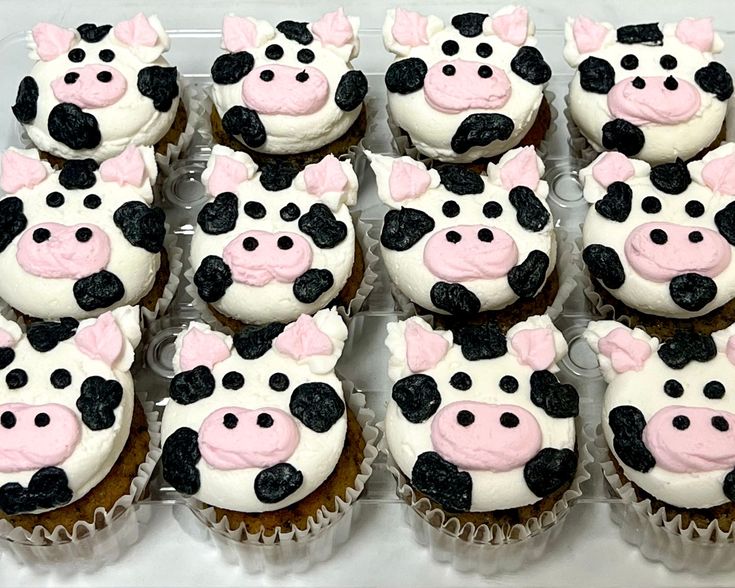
top-left (564, 16), bottom-right (732, 165)
top-left (368, 146), bottom-right (559, 330)
top-left (0, 146), bottom-right (170, 322)
top-left (12, 14), bottom-right (184, 164)
top-left (382, 6), bottom-right (552, 166)
top-left (209, 9), bottom-right (368, 168)
top-left (0, 307), bottom-right (151, 536)
top-left (161, 309), bottom-right (372, 543)
top-left (190, 145), bottom-right (360, 329)
top-left (581, 144), bottom-right (735, 337)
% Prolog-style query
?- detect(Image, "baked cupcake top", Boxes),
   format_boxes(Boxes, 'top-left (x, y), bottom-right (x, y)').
top-left (13, 14), bottom-right (180, 162)
top-left (210, 9), bottom-right (367, 155)
top-left (385, 315), bottom-right (577, 513)
top-left (368, 146), bottom-right (555, 315)
top-left (0, 307), bottom-right (140, 516)
top-left (161, 309), bottom-right (348, 513)
top-left (0, 146), bottom-right (166, 320)
top-left (586, 321), bottom-right (735, 509)
top-left (564, 17), bottom-right (732, 165)
top-left (192, 145), bottom-right (357, 325)
top-left (581, 144), bottom-right (735, 319)
top-left (383, 6), bottom-right (551, 163)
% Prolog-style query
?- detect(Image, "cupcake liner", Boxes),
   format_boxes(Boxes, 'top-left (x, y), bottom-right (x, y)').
top-left (185, 213), bottom-right (378, 334)
top-left (381, 419), bottom-right (593, 576)
top-left (0, 399), bottom-right (161, 569)
top-left (593, 426), bottom-right (735, 572)
top-left (184, 382), bottom-right (378, 574)
top-left (140, 229), bottom-right (184, 327)
top-left (564, 89), bottom-right (600, 167)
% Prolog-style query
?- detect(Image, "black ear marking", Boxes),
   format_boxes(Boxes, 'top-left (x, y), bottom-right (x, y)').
top-left (48, 103), bottom-right (101, 150)
top-left (276, 20), bottom-right (313, 45)
top-left (197, 192), bottom-right (239, 235)
top-left (385, 58), bottom-right (428, 95)
top-left (657, 331), bottom-right (717, 369)
top-left (113, 202), bottom-right (166, 253)
top-left (430, 282), bottom-right (481, 315)
top-left (0, 197), bottom-right (27, 253)
top-left (381, 208), bottom-right (435, 251)
top-left (335, 70), bottom-right (368, 112)
top-left (293, 268), bottom-right (334, 303)
top-left (77, 23), bottom-right (112, 43)
top-left (392, 374), bottom-right (441, 424)
top-left (298, 203), bottom-right (348, 249)
top-left (290, 382), bottom-right (345, 433)
top-left (511, 46), bottom-right (551, 85)
top-left (162, 427), bottom-right (201, 495)
top-left (170, 366), bottom-right (215, 405)
top-left (436, 165), bottom-right (484, 195)
top-left (12, 76), bottom-right (38, 124)
top-left (616, 23), bottom-right (663, 45)
top-left (507, 250), bottom-right (549, 299)
top-left (650, 159), bottom-right (691, 195)
top-left (59, 159), bottom-right (99, 190)
top-left (601, 119), bottom-right (645, 157)
top-left (193, 256), bottom-right (232, 303)
top-left (669, 273), bottom-right (717, 312)
top-left (0, 466), bottom-right (73, 515)
top-left (412, 451), bottom-right (472, 512)
top-left (594, 181), bottom-right (633, 222)
top-left (455, 323), bottom-right (506, 361)
top-left (254, 463), bottom-right (304, 504)
top-left (578, 56), bottom-right (616, 94)
top-left (523, 448), bottom-right (577, 497)
top-left (211, 52), bottom-right (254, 85)
top-left (451, 113), bottom-right (514, 154)
top-left (583, 245), bottom-right (626, 290)
top-left (608, 405), bottom-right (656, 473)
top-left (26, 317), bottom-right (78, 352)
top-left (73, 270), bottom-right (125, 312)
top-left (509, 186), bottom-right (550, 231)
top-left (715, 201), bottom-right (735, 246)
top-left (695, 62), bottom-right (734, 102)
top-left (77, 376), bottom-right (123, 430)
top-left (258, 160), bottom-right (299, 192)
top-left (529, 371), bottom-right (579, 418)
top-left (233, 322), bottom-right (285, 360)
top-left (450, 12), bottom-right (488, 38)
top-left (137, 66), bottom-right (179, 112)
top-left (222, 106), bottom-right (266, 148)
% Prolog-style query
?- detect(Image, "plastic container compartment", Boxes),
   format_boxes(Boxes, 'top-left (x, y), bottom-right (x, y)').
top-left (4, 3), bottom-right (735, 586)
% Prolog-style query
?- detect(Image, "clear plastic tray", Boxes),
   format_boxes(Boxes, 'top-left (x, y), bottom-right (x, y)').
top-left (3, 3), bottom-right (735, 586)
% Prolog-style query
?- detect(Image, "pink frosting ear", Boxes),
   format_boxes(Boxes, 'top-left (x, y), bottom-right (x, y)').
top-left (571, 16), bottom-right (609, 54)
top-left (491, 7), bottom-right (529, 46)
top-left (31, 23), bottom-right (76, 61)
top-left (207, 154), bottom-right (251, 196)
top-left (0, 151), bottom-right (48, 193)
top-left (0, 327), bottom-right (17, 349)
top-left (510, 328), bottom-right (556, 371)
top-left (392, 8), bottom-right (430, 47)
top-left (75, 313), bottom-right (124, 367)
top-left (598, 328), bottom-right (651, 373)
top-left (389, 160), bottom-right (431, 201)
top-left (99, 146), bottom-right (147, 187)
top-left (114, 13), bottom-right (159, 47)
top-left (274, 314), bottom-right (333, 360)
top-left (726, 336), bottom-right (735, 365)
top-left (404, 321), bottom-right (449, 373)
top-left (303, 155), bottom-right (348, 196)
top-left (591, 152), bottom-right (635, 188)
top-left (676, 18), bottom-right (715, 52)
top-left (222, 15), bottom-right (259, 52)
top-left (499, 147), bottom-right (540, 190)
top-left (312, 8), bottom-right (354, 48)
top-left (179, 328), bottom-right (231, 372)
top-left (702, 153), bottom-right (735, 195)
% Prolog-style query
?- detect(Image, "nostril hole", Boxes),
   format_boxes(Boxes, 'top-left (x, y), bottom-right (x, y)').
top-left (664, 76), bottom-right (678, 91)
top-left (672, 415), bottom-right (690, 430)
top-left (478, 65), bottom-right (493, 78)
top-left (477, 228), bottom-right (494, 242)
top-left (277, 236), bottom-right (293, 250)
top-left (650, 229), bottom-right (667, 244)
top-left (632, 76), bottom-right (646, 89)
top-left (243, 237), bottom-right (258, 251)
top-left (0, 411), bottom-right (15, 429)
top-left (96, 71), bottom-right (112, 83)
top-left (75, 228), bottom-right (93, 242)
top-left (33, 228), bottom-right (51, 243)
top-left (260, 69), bottom-right (275, 82)
top-left (295, 71), bottom-right (309, 83)
top-left (64, 72), bottom-right (79, 84)
top-left (442, 64), bottom-right (456, 76)
top-left (257, 413), bottom-right (274, 428)
top-left (712, 416), bottom-right (730, 432)
top-left (223, 413), bottom-right (238, 429)
top-left (445, 230), bottom-right (461, 244)
top-left (689, 231), bottom-right (704, 243)
top-left (500, 412), bottom-right (519, 428)
top-left (456, 410), bottom-right (475, 427)
top-left (34, 412), bottom-right (50, 428)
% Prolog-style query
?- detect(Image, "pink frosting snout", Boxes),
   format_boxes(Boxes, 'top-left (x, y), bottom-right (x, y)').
top-left (624, 222), bottom-right (731, 282)
top-left (423, 225), bottom-right (519, 282)
top-left (198, 407), bottom-right (300, 470)
top-left (16, 223), bottom-right (111, 279)
top-left (643, 406), bottom-right (735, 473)
top-left (241, 65), bottom-right (329, 115)
top-left (424, 60), bottom-right (512, 114)
top-left (222, 230), bottom-right (313, 287)
top-left (431, 401), bottom-right (542, 471)
top-left (0, 403), bottom-right (81, 473)
top-left (607, 76), bottom-right (701, 126)
top-left (51, 64), bottom-right (128, 109)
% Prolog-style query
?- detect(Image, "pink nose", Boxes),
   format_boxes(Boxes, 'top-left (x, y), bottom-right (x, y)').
top-left (423, 225), bottom-right (519, 282)
top-left (222, 230), bottom-right (313, 286)
top-left (51, 64), bottom-right (128, 109)
top-left (607, 76), bottom-right (701, 125)
top-left (16, 223), bottom-right (111, 279)
top-left (430, 401), bottom-right (542, 471)
top-left (423, 60), bottom-right (512, 114)
top-left (198, 407), bottom-right (300, 470)
top-left (0, 403), bottom-right (81, 473)
top-left (624, 222), bottom-right (731, 282)
top-left (643, 406), bottom-right (735, 473)
top-left (241, 65), bottom-right (329, 115)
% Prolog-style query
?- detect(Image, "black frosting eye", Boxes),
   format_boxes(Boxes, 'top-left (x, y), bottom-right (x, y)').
top-left (99, 49), bottom-right (115, 62)
top-left (297, 48), bottom-right (315, 64)
top-left (68, 48), bottom-right (85, 62)
top-left (6, 368), bottom-right (28, 389)
top-left (46, 192), bottom-right (64, 208)
top-left (84, 194), bottom-right (101, 209)
top-left (660, 54), bottom-right (677, 70)
top-left (222, 371), bottom-right (244, 390)
top-left (663, 379), bottom-right (684, 398)
top-left (441, 40), bottom-right (459, 56)
top-left (269, 372), bottom-right (289, 391)
top-left (50, 368), bottom-right (72, 389)
top-left (476, 42), bottom-right (492, 58)
top-left (442, 200), bottom-right (460, 218)
top-left (483, 201), bottom-right (503, 219)
top-left (244, 201), bottom-right (266, 219)
top-left (620, 54), bottom-right (638, 70)
top-left (641, 196), bottom-right (661, 214)
top-left (449, 372), bottom-right (472, 391)
top-left (280, 202), bottom-right (300, 221)
top-left (704, 380), bottom-right (726, 399)
top-left (685, 200), bottom-right (704, 218)
top-left (265, 44), bottom-right (284, 60)
top-left (499, 375), bottom-right (518, 393)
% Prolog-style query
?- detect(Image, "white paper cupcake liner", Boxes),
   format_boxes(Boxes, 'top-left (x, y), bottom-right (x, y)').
top-left (185, 213), bottom-right (378, 334)
top-left (183, 382), bottom-right (378, 574)
top-left (140, 229), bottom-right (184, 327)
top-left (564, 89), bottom-right (600, 168)
top-left (380, 419), bottom-right (592, 576)
top-left (0, 399), bottom-right (161, 569)
top-left (593, 426), bottom-right (735, 572)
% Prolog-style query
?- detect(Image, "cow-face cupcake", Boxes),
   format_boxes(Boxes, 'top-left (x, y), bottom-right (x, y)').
top-left (0, 146), bottom-right (168, 321)
top-left (564, 17), bottom-right (732, 165)
top-left (383, 6), bottom-right (551, 164)
top-left (190, 146), bottom-right (359, 328)
top-left (209, 9), bottom-right (368, 166)
top-left (13, 14), bottom-right (182, 163)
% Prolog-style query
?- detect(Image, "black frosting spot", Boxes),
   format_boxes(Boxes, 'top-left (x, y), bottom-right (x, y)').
top-left (594, 181), bottom-right (633, 222)
top-left (222, 371), bottom-right (244, 390)
top-left (73, 270), bottom-right (125, 312)
top-left (113, 202), bottom-right (165, 253)
top-left (269, 372), bottom-right (289, 391)
top-left (715, 201), bottom-right (735, 246)
top-left (523, 448), bottom-right (577, 497)
top-left (276, 20), bottom-right (313, 45)
top-left (26, 318), bottom-right (78, 352)
top-left (243, 200), bottom-right (266, 220)
top-left (455, 323), bottom-right (506, 361)
top-left (500, 374), bottom-right (519, 393)
top-left (0, 466), bottom-right (73, 515)
top-left (664, 379), bottom-right (684, 398)
top-left (381, 208), bottom-right (435, 251)
top-left (507, 250), bottom-right (549, 299)
top-left (695, 62), bottom-right (734, 101)
top-left (658, 331), bottom-right (717, 369)
top-left (254, 463), bottom-right (303, 504)
top-left (48, 103), bottom-right (101, 150)
top-left (641, 196), bottom-right (661, 214)
top-left (0, 348), bottom-right (14, 370)
top-left (392, 374), bottom-right (441, 424)
top-left (6, 369), bottom-right (27, 389)
top-left (436, 165), bottom-right (484, 195)
top-left (704, 380), bottom-right (726, 399)
top-left (650, 159), bottom-right (691, 195)
top-left (259, 160), bottom-right (299, 192)
top-left (211, 52), bottom-right (254, 85)
top-left (197, 192), bottom-right (238, 235)
top-left (293, 269), bottom-right (334, 303)
top-left (430, 282), bottom-right (481, 315)
top-left (451, 12), bottom-right (488, 38)
top-left (193, 256), bottom-right (232, 303)
top-left (0, 197), bottom-right (27, 253)
top-left (161, 427), bottom-right (201, 495)
top-left (450, 113), bottom-right (514, 154)
top-left (724, 470), bottom-right (735, 502)
top-left (583, 245), bottom-right (625, 290)
top-left (449, 372), bottom-right (472, 391)
top-left (77, 376), bottom-right (123, 430)
top-left (290, 382), bottom-right (345, 433)
top-left (335, 70), bottom-right (368, 112)
top-left (602, 119), bottom-right (645, 157)
top-left (298, 203), bottom-right (348, 249)
top-left (510, 46), bottom-right (551, 85)
top-left (578, 56), bottom-right (616, 94)
top-left (59, 159), bottom-right (99, 190)
top-left (233, 322), bottom-right (285, 360)
top-left (608, 404), bottom-right (656, 472)
top-left (77, 23), bottom-right (111, 42)
top-left (508, 186), bottom-right (550, 231)
top-left (669, 273), bottom-right (717, 312)
top-left (12, 76), bottom-right (38, 124)
top-left (616, 23), bottom-right (663, 45)
top-left (51, 368), bottom-right (72, 389)
top-left (222, 106), bottom-right (266, 148)
top-left (170, 366), bottom-right (215, 405)
top-left (412, 451), bottom-right (472, 512)
top-left (137, 66), bottom-right (179, 112)
top-left (385, 58), bottom-right (428, 95)
top-left (529, 370), bottom-right (579, 418)
top-left (280, 203), bottom-right (301, 222)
